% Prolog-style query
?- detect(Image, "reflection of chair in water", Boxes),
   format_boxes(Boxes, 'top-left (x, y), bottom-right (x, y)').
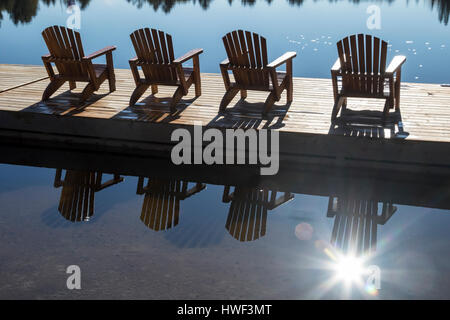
top-left (54, 169), bottom-right (123, 222)
top-left (136, 177), bottom-right (206, 231)
top-left (327, 196), bottom-right (397, 255)
top-left (222, 186), bottom-right (294, 241)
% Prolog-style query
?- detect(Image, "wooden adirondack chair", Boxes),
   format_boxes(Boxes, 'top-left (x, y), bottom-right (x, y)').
top-left (129, 28), bottom-right (203, 111)
top-left (54, 169), bottom-right (123, 222)
top-left (331, 34), bottom-right (406, 123)
top-left (327, 196), bottom-right (396, 255)
top-left (136, 177), bottom-right (205, 231)
top-left (220, 30), bottom-right (297, 114)
top-left (222, 186), bottom-right (294, 241)
top-left (41, 26), bottom-right (116, 104)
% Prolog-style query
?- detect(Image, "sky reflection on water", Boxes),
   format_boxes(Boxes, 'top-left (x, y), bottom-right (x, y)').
top-left (1, 0), bottom-right (450, 82)
top-left (0, 157), bottom-right (450, 299)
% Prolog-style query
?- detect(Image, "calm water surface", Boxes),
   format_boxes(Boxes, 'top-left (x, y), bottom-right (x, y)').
top-left (1, 0), bottom-right (450, 299)
top-left (0, 154), bottom-right (449, 299)
top-left (1, 0), bottom-right (450, 82)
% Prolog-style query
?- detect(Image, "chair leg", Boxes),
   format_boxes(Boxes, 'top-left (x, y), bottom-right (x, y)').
top-left (286, 76), bottom-right (293, 103)
top-left (106, 52), bottom-right (116, 92)
top-left (263, 91), bottom-right (277, 115)
top-left (240, 90), bottom-right (247, 99)
top-left (69, 81), bottom-right (76, 90)
top-left (286, 59), bottom-right (293, 103)
top-left (220, 88), bottom-right (239, 112)
top-left (108, 73), bottom-right (116, 92)
top-left (382, 99), bottom-right (390, 125)
top-left (80, 82), bottom-right (96, 104)
top-left (129, 84), bottom-right (150, 106)
top-left (42, 79), bottom-right (65, 101)
top-left (151, 85), bottom-right (158, 95)
top-left (193, 55), bottom-right (201, 97)
top-left (331, 96), bottom-right (344, 122)
top-left (170, 86), bottom-right (184, 113)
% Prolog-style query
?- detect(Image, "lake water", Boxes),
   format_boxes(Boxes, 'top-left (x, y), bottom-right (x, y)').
top-left (1, 0), bottom-right (450, 300)
top-left (1, 0), bottom-right (450, 82)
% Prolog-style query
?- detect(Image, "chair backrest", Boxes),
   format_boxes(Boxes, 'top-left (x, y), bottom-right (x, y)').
top-left (42, 26), bottom-right (87, 78)
top-left (225, 187), bottom-right (269, 241)
top-left (222, 30), bottom-right (269, 88)
top-left (130, 28), bottom-right (177, 83)
top-left (140, 179), bottom-right (181, 231)
top-left (336, 34), bottom-right (388, 95)
top-left (58, 170), bottom-right (97, 222)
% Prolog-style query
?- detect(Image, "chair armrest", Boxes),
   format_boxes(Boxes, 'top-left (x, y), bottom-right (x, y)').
top-left (331, 58), bottom-right (341, 74)
top-left (267, 51), bottom-right (297, 69)
top-left (83, 46), bottom-right (116, 61)
top-left (42, 53), bottom-right (52, 61)
top-left (129, 56), bottom-right (139, 65)
top-left (173, 48), bottom-right (203, 64)
top-left (220, 58), bottom-right (230, 67)
top-left (385, 55), bottom-right (406, 76)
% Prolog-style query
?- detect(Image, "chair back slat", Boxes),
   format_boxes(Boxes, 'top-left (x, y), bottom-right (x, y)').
top-left (337, 34), bottom-right (388, 96)
top-left (130, 28), bottom-right (177, 83)
top-left (365, 34), bottom-right (372, 94)
top-left (42, 26), bottom-right (87, 78)
top-left (357, 34), bottom-right (366, 92)
top-left (223, 30), bottom-right (270, 88)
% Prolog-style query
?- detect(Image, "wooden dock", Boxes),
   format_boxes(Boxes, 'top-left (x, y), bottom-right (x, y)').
top-left (0, 64), bottom-right (449, 174)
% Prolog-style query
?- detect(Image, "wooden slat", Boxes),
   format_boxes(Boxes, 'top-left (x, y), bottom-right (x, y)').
top-left (365, 35), bottom-right (373, 95)
top-left (373, 37), bottom-right (380, 94)
top-left (357, 34), bottom-right (366, 93)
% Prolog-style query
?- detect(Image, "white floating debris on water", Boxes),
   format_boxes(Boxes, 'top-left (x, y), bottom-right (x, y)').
top-left (395, 50), bottom-right (399, 53)
top-left (387, 44), bottom-right (392, 47)
top-left (425, 42), bottom-right (430, 45)
top-left (313, 48), bottom-right (318, 51)
top-left (415, 76), bottom-right (419, 79)
top-left (413, 52), bottom-right (417, 55)
top-left (428, 47), bottom-right (432, 50)
top-left (405, 40), bottom-right (414, 44)
top-left (441, 44), bottom-right (446, 48)
top-left (419, 64), bottom-right (423, 68)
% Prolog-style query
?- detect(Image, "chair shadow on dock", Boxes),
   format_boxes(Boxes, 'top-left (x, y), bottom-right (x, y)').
top-left (208, 99), bottom-right (291, 130)
top-left (112, 94), bottom-right (198, 123)
top-left (22, 89), bottom-right (111, 116)
top-left (329, 101), bottom-right (410, 139)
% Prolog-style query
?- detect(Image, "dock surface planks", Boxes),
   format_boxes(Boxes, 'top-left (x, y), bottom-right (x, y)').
top-left (0, 64), bottom-right (449, 173)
